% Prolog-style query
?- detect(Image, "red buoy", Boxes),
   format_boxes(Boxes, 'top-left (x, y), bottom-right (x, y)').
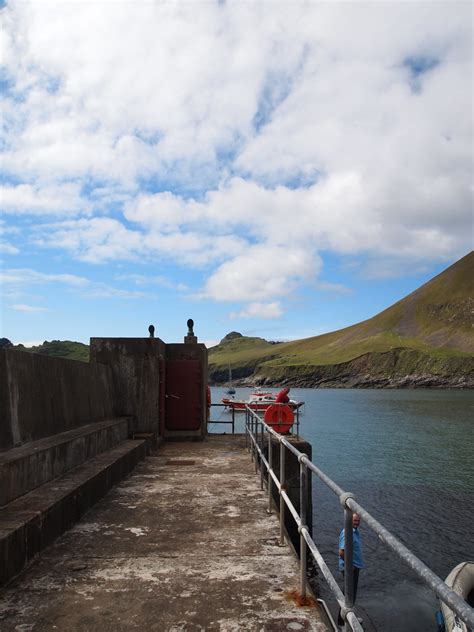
top-left (264, 404), bottom-right (295, 434)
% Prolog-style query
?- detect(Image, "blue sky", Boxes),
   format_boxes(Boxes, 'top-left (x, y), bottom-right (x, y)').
top-left (0, 1), bottom-right (472, 348)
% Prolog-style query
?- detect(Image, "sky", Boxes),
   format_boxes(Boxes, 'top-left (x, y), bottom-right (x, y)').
top-left (0, 1), bottom-right (472, 348)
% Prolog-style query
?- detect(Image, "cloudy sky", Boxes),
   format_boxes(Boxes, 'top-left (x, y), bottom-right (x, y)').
top-left (0, 0), bottom-right (472, 347)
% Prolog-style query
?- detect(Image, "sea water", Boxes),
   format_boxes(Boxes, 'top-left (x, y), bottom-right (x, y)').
top-left (209, 387), bottom-right (474, 632)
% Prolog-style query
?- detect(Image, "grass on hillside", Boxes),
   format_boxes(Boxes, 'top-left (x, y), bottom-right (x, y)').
top-left (24, 340), bottom-right (90, 362)
top-left (209, 253), bottom-right (474, 370)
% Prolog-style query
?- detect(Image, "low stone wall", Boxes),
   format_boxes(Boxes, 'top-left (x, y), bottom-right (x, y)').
top-left (0, 349), bottom-right (117, 451)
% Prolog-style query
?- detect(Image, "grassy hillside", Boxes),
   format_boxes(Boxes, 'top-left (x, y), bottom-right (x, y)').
top-left (21, 340), bottom-right (90, 362)
top-left (209, 253), bottom-right (474, 386)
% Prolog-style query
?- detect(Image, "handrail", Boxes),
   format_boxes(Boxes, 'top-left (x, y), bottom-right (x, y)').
top-left (207, 399), bottom-right (302, 437)
top-left (208, 403), bottom-right (236, 433)
top-left (245, 407), bottom-right (474, 632)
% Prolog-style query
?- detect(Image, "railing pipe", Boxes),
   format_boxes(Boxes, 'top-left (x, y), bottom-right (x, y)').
top-left (281, 490), bottom-right (301, 528)
top-left (267, 433), bottom-right (273, 514)
top-left (343, 506), bottom-right (355, 630)
top-left (244, 407), bottom-right (474, 632)
top-left (299, 458), bottom-right (308, 598)
top-left (345, 497), bottom-right (474, 629)
top-left (279, 440), bottom-right (286, 546)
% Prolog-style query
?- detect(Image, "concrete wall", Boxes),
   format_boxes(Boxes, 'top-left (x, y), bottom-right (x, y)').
top-left (0, 349), bottom-right (117, 452)
top-left (1, 332), bottom-right (208, 452)
top-left (90, 337), bottom-right (166, 436)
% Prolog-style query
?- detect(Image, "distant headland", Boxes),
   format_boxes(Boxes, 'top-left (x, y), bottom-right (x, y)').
top-left (208, 252), bottom-right (474, 389)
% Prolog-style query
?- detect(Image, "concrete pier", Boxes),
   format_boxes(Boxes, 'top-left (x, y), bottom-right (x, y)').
top-left (0, 436), bottom-right (328, 631)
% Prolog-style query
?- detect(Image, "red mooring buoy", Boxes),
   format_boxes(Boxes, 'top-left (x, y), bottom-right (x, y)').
top-left (264, 404), bottom-right (295, 434)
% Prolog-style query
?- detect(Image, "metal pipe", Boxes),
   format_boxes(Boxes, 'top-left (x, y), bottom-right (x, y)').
top-left (268, 433), bottom-right (273, 513)
top-left (245, 411), bottom-right (474, 632)
top-left (300, 459), bottom-right (308, 598)
top-left (279, 440), bottom-right (285, 546)
top-left (343, 507), bottom-right (355, 627)
top-left (346, 497), bottom-right (474, 629)
top-left (302, 528), bottom-right (345, 604)
top-left (281, 490), bottom-right (301, 527)
top-left (254, 419), bottom-right (258, 474)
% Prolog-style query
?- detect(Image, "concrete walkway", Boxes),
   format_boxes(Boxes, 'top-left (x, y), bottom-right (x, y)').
top-left (0, 435), bottom-right (328, 631)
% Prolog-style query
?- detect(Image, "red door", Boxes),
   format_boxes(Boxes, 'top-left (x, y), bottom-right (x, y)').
top-left (165, 360), bottom-right (203, 431)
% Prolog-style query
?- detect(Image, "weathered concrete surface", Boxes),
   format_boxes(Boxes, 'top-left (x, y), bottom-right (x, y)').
top-left (0, 418), bottom-right (132, 506)
top-left (0, 436), bottom-right (328, 631)
top-left (90, 337), bottom-right (166, 437)
top-left (0, 440), bottom-right (147, 587)
top-left (0, 349), bottom-right (117, 451)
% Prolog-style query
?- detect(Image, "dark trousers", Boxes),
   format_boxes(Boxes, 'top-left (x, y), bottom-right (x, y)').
top-left (337, 568), bottom-right (360, 625)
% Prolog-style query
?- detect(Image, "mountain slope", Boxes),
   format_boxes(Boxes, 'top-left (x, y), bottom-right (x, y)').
top-left (19, 340), bottom-right (90, 362)
top-left (209, 252), bottom-right (474, 388)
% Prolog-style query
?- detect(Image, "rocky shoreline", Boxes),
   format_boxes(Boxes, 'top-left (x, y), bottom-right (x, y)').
top-left (209, 348), bottom-right (474, 389)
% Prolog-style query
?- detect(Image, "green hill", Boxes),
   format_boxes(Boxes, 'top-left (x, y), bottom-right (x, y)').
top-left (19, 340), bottom-right (90, 362)
top-left (209, 252), bottom-right (474, 388)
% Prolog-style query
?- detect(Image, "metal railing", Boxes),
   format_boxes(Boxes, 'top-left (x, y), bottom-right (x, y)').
top-left (208, 403), bottom-right (236, 433)
top-left (208, 401), bottom-right (302, 436)
top-left (245, 407), bottom-right (474, 632)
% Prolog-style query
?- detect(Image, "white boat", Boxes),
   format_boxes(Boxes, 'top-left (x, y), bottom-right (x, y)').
top-left (438, 561), bottom-right (474, 632)
top-left (222, 388), bottom-right (304, 412)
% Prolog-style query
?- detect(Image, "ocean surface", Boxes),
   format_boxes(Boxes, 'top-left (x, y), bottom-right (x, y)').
top-left (209, 387), bottom-right (474, 632)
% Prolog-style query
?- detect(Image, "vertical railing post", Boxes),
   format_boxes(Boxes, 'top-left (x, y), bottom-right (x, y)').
top-left (267, 433), bottom-right (273, 513)
top-left (279, 440), bottom-right (286, 546)
top-left (260, 420), bottom-right (265, 489)
top-left (251, 413), bottom-right (254, 461)
top-left (232, 406), bottom-right (235, 434)
top-left (300, 459), bottom-right (307, 598)
top-left (254, 418), bottom-right (259, 474)
top-left (343, 506), bottom-right (355, 630)
top-left (244, 411), bottom-right (250, 450)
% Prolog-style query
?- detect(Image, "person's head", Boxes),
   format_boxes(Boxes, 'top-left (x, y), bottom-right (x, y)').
top-left (352, 513), bottom-right (361, 528)
top-left (283, 387), bottom-right (290, 394)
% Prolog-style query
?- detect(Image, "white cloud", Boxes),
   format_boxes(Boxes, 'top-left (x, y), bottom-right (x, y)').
top-left (81, 285), bottom-right (149, 300)
top-left (1, 267), bottom-right (149, 301)
top-left (0, 182), bottom-right (88, 216)
top-left (315, 282), bottom-right (353, 296)
top-left (230, 302), bottom-right (283, 320)
top-left (201, 244), bottom-right (320, 302)
top-left (0, 0), bottom-right (472, 311)
top-left (10, 303), bottom-right (49, 313)
top-left (0, 268), bottom-right (90, 288)
top-left (34, 218), bottom-right (143, 263)
top-left (116, 274), bottom-right (188, 291)
top-left (0, 242), bottom-right (19, 254)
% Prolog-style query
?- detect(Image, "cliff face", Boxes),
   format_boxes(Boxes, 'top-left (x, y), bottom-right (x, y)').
top-left (209, 253), bottom-right (474, 389)
top-left (243, 349), bottom-right (474, 389)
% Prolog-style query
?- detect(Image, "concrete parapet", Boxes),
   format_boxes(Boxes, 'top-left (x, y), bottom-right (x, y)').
top-left (0, 417), bottom-right (132, 506)
top-left (0, 439), bottom-right (147, 587)
top-left (0, 349), bottom-right (117, 451)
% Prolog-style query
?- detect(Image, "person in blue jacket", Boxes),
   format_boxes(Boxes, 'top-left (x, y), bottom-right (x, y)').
top-left (337, 513), bottom-right (364, 625)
